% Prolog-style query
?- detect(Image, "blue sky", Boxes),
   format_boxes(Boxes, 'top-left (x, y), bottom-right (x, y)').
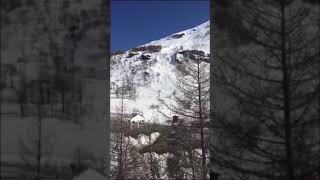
top-left (111, 0), bottom-right (210, 51)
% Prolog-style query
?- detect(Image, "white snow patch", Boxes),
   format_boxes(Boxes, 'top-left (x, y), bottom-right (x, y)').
top-left (130, 132), bottom-right (160, 149)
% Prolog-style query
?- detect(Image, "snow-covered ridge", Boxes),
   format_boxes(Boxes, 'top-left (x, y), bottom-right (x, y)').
top-left (145, 20), bottom-right (210, 54)
top-left (111, 21), bottom-right (210, 123)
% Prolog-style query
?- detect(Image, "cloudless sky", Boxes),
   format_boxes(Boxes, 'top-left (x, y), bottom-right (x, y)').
top-left (111, 0), bottom-right (210, 51)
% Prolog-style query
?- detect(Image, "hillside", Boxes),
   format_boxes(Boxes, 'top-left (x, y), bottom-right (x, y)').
top-left (110, 20), bottom-right (210, 123)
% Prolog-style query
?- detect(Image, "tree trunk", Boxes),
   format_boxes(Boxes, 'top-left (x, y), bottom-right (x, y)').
top-left (20, 103), bottom-right (24, 117)
top-left (197, 60), bottom-right (207, 179)
top-left (318, 4), bottom-right (320, 177)
top-left (79, 84), bottom-right (82, 115)
top-left (189, 136), bottom-right (196, 180)
top-left (10, 74), bottom-right (13, 88)
top-left (117, 86), bottom-right (124, 179)
top-left (61, 89), bottom-right (65, 114)
top-left (36, 82), bottom-right (43, 180)
top-left (280, 2), bottom-right (294, 180)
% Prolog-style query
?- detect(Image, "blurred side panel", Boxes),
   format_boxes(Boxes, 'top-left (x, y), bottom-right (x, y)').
top-left (0, 0), bottom-right (110, 179)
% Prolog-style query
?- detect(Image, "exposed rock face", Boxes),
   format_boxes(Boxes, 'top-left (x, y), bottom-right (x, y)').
top-left (170, 33), bottom-right (185, 39)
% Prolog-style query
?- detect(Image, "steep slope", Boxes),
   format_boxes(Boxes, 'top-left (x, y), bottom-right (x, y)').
top-left (111, 21), bottom-right (210, 123)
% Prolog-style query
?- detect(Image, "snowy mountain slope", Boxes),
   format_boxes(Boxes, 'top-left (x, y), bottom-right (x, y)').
top-left (111, 21), bottom-right (210, 123)
top-left (146, 21), bottom-right (210, 54)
